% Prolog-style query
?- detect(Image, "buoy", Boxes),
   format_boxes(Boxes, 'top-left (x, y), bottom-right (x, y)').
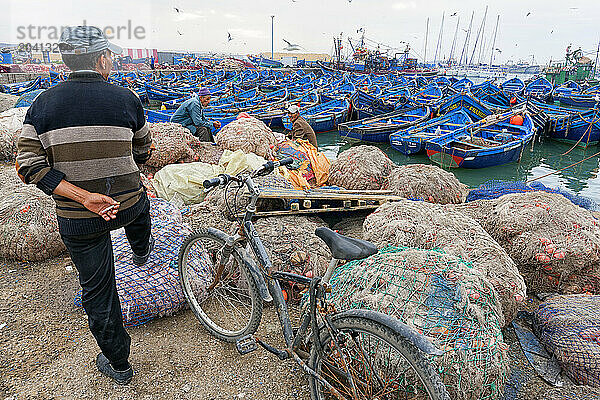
top-left (510, 114), bottom-right (524, 126)
top-left (545, 243), bottom-right (557, 255)
top-left (282, 289), bottom-right (288, 302)
top-left (514, 294), bottom-right (524, 302)
top-left (553, 251), bottom-right (565, 260)
top-left (510, 97), bottom-right (517, 105)
top-left (539, 237), bottom-right (551, 245)
top-left (535, 253), bottom-right (551, 263)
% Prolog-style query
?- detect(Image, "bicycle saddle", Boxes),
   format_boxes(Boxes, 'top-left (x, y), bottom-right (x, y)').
top-left (315, 227), bottom-right (378, 261)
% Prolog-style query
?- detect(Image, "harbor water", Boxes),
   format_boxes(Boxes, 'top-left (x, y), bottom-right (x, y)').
top-left (317, 131), bottom-right (600, 204)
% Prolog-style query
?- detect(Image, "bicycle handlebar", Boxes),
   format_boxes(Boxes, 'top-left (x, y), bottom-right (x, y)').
top-left (203, 174), bottom-right (230, 189)
top-left (202, 158), bottom-right (294, 190)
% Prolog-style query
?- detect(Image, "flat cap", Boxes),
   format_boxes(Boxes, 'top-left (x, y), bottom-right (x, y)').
top-left (58, 26), bottom-right (123, 55)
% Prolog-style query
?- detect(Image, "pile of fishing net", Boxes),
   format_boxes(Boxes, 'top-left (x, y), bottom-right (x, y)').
top-left (254, 215), bottom-right (331, 278)
top-left (0, 166), bottom-right (65, 261)
top-left (0, 92), bottom-right (18, 113)
top-left (204, 174), bottom-right (293, 221)
top-left (327, 246), bottom-right (509, 400)
top-left (332, 215), bottom-right (367, 240)
top-left (146, 122), bottom-right (223, 172)
top-left (0, 106), bottom-right (28, 162)
top-left (182, 202), bottom-right (236, 233)
top-left (388, 164), bottom-right (468, 204)
top-left (215, 116), bottom-right (278, 159)
top-left (363, 200), bottom-right (526, 325)
top-left (466, 180), bottom-right (600, 211)
top-left (452, 192), bottom-right (600, 294)
top-left (74, 199), bottom-right (206, 326)
top-left (533, 295), bottom-right (600, 388)
top-left (327, 145), bottom-right (395, 190)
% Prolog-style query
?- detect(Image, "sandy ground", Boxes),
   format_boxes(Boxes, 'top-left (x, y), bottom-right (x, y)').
top-left (0, 256), bottom-right (309, 400)
top-left (1, 253), bottom-right (599, 400)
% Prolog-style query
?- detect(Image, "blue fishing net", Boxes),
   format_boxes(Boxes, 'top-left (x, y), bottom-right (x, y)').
top-left (14, 89), bottom-right (45, 108)
top-left (326, 246), bottom-right (508, 400)
top-left (466, 180), bottom-right (599, 211)
top-left (74, 198), bottom-right (210, 327)
top-left (534, 295), bottom-right (600, 388)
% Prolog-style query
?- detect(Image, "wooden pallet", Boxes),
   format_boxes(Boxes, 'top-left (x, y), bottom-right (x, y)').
top-left (238, 187), bottom-right (404, 217)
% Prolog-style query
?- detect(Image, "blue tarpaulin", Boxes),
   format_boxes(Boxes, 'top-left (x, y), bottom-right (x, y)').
top-left (0, 53), bottom-right (13, 64)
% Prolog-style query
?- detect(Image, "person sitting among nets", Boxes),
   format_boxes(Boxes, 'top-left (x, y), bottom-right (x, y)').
top-left (286, 104), bottom-right (318, 148)
top-left (170, 88), bottom-right (221, 142)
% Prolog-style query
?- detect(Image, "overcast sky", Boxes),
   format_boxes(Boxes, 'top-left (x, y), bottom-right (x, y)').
top-left (3, 0), bottom-right (600, 64)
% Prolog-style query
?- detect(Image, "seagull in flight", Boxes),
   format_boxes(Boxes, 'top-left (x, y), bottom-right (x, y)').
top-left (450, 12), bottom-right (457, 16)
top-left (283, 39), bottom-right (302, 51)
top-left (174, 7), bottom-right (181, 13)
top-left (526, 12), bottom-right (531, 17)
top-left (177, 30), bottom-right (183, 35)
top-left (228, 32), bottom-right (233, 41)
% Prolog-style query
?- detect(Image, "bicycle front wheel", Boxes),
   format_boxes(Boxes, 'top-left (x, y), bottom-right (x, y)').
top-left (178, 229), bottom-right (262, 342)
top-left (309, 312), bottom-right (449, 400)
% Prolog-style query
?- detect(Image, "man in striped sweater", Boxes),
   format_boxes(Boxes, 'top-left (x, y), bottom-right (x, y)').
top-left (16, 26), bottom-right (153, 385)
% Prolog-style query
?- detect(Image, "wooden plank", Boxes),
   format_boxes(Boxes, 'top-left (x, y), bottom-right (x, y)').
top-left (258, 187), bottom-right (404, 202)
top-left (238, 204), bottom-right (380, 218)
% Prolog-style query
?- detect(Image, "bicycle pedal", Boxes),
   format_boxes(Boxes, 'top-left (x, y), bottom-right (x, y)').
top-left (236, 335), bottom-right (258, 355)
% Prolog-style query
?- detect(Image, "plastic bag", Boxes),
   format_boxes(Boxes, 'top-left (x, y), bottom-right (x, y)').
top-left (152, 162), bottom-right (224, 205)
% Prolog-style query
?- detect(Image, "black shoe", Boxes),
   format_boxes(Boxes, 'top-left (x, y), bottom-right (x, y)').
top-left (132, 234), bottom-right (154, 266)
top-left (95, 353), bottom-right (133, 385)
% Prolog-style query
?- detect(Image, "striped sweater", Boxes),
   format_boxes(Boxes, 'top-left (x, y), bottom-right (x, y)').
top-left (16, 71), bottom-right (152, 236)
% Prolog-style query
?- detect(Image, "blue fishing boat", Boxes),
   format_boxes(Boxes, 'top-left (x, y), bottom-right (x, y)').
top-left (351, 89), bottom-right (395, 119)
top-left (337, 105), bottom-right (430, 143)
top-left (390, 110), bottom-right (473, 155)
top-left (425, 109), bottom-right (536, 168)
top-left (437, 93), bottom-right (493, 121)
top-left (282, 98), bottom-right (350, 132)
top-left (451, 77), bottom-right (474, 91)
top-left (531, 100), bottom-right (600, 147)
top-left (524, 77), bottom-right (553, 100)
top-left (252, 91), bottom-right (320, 128)
top-left (411, 83), bottom-right (443, 106)
top-left (500, 77), bottom-right (525, 95)
top-left (553, 81), bottom-right (598, 108)
top-left (471, 81), bottom-right (512, 108)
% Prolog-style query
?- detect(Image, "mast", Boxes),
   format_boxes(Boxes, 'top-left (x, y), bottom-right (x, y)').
top-left (489, 15), bottom-right (500, 68)
top-left (459, 11), bottom-right (474, 65)
top-left (270, 15), bottom-right (274, 60)
top-left (434, 12), bottom-right (445, 65)
top-left (594, 38), bottom-right (600, 78)
top-left (424, 17), bottom-right (430, 65)
top-left (449, 16), bottom-right (460, 65)
top-left (470, 5), bottom-right (488, 65)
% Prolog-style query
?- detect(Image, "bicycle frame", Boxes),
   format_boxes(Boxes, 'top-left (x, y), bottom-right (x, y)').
top-left (211, 174), bottom-right (348, 398)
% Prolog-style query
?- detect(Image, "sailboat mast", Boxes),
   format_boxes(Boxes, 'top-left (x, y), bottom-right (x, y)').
top-left (470, 5), bottom-right (488, 65)
top-left (459, 11), bottom-right (474, 65)
top-left (489, 15), bottom-right (500, 68)
top-left (434, 12), bottom-right (445, 65)
top-left (449, 16), bottom-right (460, 65)
top-left (424, 17), bottom-right (430, 64)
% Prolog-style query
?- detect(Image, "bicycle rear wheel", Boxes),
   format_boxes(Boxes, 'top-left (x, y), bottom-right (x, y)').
top-left (178, 229), bottom-right (262, 342)
top-left (309, 312), bottom-right (449, 400)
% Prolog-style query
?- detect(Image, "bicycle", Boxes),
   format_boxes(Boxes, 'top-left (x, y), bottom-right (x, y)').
top-left (178, 158), bottom-right (450, 400)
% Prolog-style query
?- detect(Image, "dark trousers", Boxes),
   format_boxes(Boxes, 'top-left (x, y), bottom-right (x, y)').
top-left (61, 201), bottom-right (152, 369)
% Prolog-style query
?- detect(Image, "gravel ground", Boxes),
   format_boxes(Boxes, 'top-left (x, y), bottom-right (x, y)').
top-left (0, 255), bottom-right (308, 400)
top-left (1, 252), bottom-right (599, 400)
